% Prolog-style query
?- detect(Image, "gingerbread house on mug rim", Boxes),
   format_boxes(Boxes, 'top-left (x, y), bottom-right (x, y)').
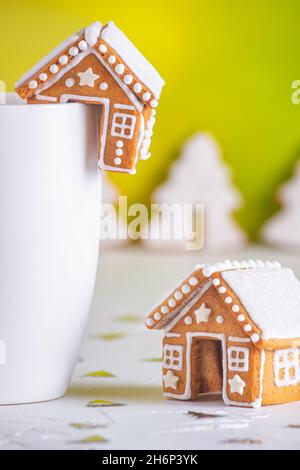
top-left (145, 260), bottom-right (300, 408)
top-left (15, 21), bottom-right (165, 174)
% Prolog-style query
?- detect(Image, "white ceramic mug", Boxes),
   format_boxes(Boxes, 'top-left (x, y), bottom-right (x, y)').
top-left (0, 94), bottom-right (101, 404)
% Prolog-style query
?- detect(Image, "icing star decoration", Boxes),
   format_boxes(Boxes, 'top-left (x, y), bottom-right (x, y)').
top-left (77, 67), bottom-right (100, 87)
top-left (163, 370), bottom-right (179, 390)
top-left (228, 374), bottom-right (246, 395)
top-left (194, 303), bottom-right (212, 324)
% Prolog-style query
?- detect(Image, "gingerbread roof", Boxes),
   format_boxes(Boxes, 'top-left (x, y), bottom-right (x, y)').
top-left (15, 21), bottom-right (165, 107)
top-left (101, 22), bottom-right (164, 100)
top-left (145, 260), bottom-right (300, 348)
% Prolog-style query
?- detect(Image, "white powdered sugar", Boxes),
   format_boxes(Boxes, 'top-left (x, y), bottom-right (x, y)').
top-left (221, 267), bottom-right (300, 340)
top-left (202, 259), bottom-right (281, 278)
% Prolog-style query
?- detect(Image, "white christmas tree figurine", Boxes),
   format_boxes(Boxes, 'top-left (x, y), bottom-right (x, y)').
top-left (142, 132), bottom-right (246, 252)
top-left (262, 162), bottom-right (300, 250)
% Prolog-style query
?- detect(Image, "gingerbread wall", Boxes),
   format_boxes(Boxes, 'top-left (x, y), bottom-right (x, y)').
top-left (262, 349), bottom-right (300, 405)
top-left (28, 53), bottom-right (142, 172)
top-left (162, 287), bottom-right (264, 406)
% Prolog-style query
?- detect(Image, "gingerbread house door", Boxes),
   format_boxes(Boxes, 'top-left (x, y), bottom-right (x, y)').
top-left (191, 337), bottom-right (223, 395)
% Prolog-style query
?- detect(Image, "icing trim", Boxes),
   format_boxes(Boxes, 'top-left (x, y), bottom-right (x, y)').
top-left (34, 94), bottom-right (58, 102)
top-left (228, 337), bottom-right (251, 343)
top-left (85, 21), bottom-right (102, 47)
top-left (163, 280), bottom-right (213, 333)
top-left (202, 260), bottom-right (281, 278)
top-left (15, 30), bottom-right (82, 88)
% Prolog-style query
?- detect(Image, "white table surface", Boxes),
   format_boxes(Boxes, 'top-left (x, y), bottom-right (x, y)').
top-left (1, 245), bottom-right (300, 450)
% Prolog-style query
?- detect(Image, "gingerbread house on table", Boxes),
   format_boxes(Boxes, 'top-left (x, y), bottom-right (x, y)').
top-left (146, 260), bottom-right (300, 408)
top-left (15, 21), bottom-right (165, 174)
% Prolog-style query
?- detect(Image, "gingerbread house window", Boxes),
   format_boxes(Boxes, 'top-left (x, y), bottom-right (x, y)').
top-left (111, 113), bottom-right (136, 140)
top-left (274, 349), bottom-right (300, 387)
top-left (228, 347), bottom-right (249, 372)
top-left (163, 345), bottom-right (183, 371)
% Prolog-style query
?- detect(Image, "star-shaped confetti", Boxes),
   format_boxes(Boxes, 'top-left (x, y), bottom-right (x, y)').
top-left (163, 370), bottom-right (179, 390)
top-left (228, 374), bottom-right (246, 395)
top-left (77, 67), bottom-right (100, 87)
top-left (194, 303), bottom-right (211, 324)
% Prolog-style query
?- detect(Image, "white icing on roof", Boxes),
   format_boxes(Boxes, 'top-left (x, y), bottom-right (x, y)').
top-left (15, 30), bottom-right (82, 87)
top-left (85, 21), bottom-right (102, 47)
top-left (222, 267), bottom-right (300, 340)
top-left (101, 22), bottom-right (165, 99)
top-left (202, 259), bottom-right (281, 278)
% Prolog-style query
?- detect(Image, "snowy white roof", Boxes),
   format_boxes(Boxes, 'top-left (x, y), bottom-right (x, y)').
top-left (101, 22), bottom-right (165, 99)
top-left (221, 266), bottom-right (300, 340)
top-left (201, 259), bottom-right (281, 278)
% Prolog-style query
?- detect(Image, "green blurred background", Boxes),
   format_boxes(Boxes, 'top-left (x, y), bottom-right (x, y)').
top-left (1, 0), bottom-right (300, 238)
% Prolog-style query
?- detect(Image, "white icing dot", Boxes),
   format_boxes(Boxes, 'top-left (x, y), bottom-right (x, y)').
top-left (124, 74), bottom-right (133, 85)
top-left (216, 315), bottom-right (224, 324)
top-left (244, 324), bottom-right (252, 332)
top-left (248, 259), bottom-right (256, 268)
top-left (225, 296), bottom-right (233, 304)
top-left (142, 139), bottom-right (149, 150)
top-left (114, 157), bottom-right (122, 165)
top-left (189, 277), bottom-right (198, 286)
top-left (161, 306), bottom-right (169, 314)
top-left (182, 285), bottom-right (191, 294)
top-left (79, 40), bottom-right (88, 51)
top-left (151, 99), bottom-right (158, 108)
top-left (147, 117), bottom-right (155, 128)
top-left (238, 314), bottom-right (245, 322)
top-left (174, 291), bottom-right (183, 300)
top-left (99, 82), bottom-right (108, 91)
top-left (256, 259), bottom-right (264, 268)
top-left (59, 55), bottom-right (68, 65)
top-left (143, 92), bottom-right (151, 101)
top-left (168, 298), bottom-right (176, 308)
top-left (140, 148), bottom-right (148, 159)
top-left (50, 64), bottom-right (59, 74)
top-left (65, 78), bottom-right (75, 88)
top-left (69, 46), bottom-right (79, 56)
top-left (39, 73), bottom-right (47, 82)
top-left (115, 64), bottom-right (125, 75)
top-left (219, 286), bottom-right (227, 294)
top-left (29, 80), bottom-right (38, 89)
top-left (251, 334), bottom-right (260, 343)
top-left (134, 83), bottom-right (142, 93)
top-left (108, 55), bottom-right (116, 64)
top-left (144, 130), bottom-right (153, 139)
top-left (116, 141), bottom-right (124, 148)
top-left (116, 149), bottom-right (123, 157)
top-left (232, 305), bottom-right (240, 313)
top-left (154, 312), bottom-right (161, 321)
top-left (213, 279), bottom-right (221, 286)
top-left (146, 318), bottom-right (154, 327)
top-left (184, 316), bottom-right (193, 325)
top-left (99, 44), bottom-right (107, 54)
